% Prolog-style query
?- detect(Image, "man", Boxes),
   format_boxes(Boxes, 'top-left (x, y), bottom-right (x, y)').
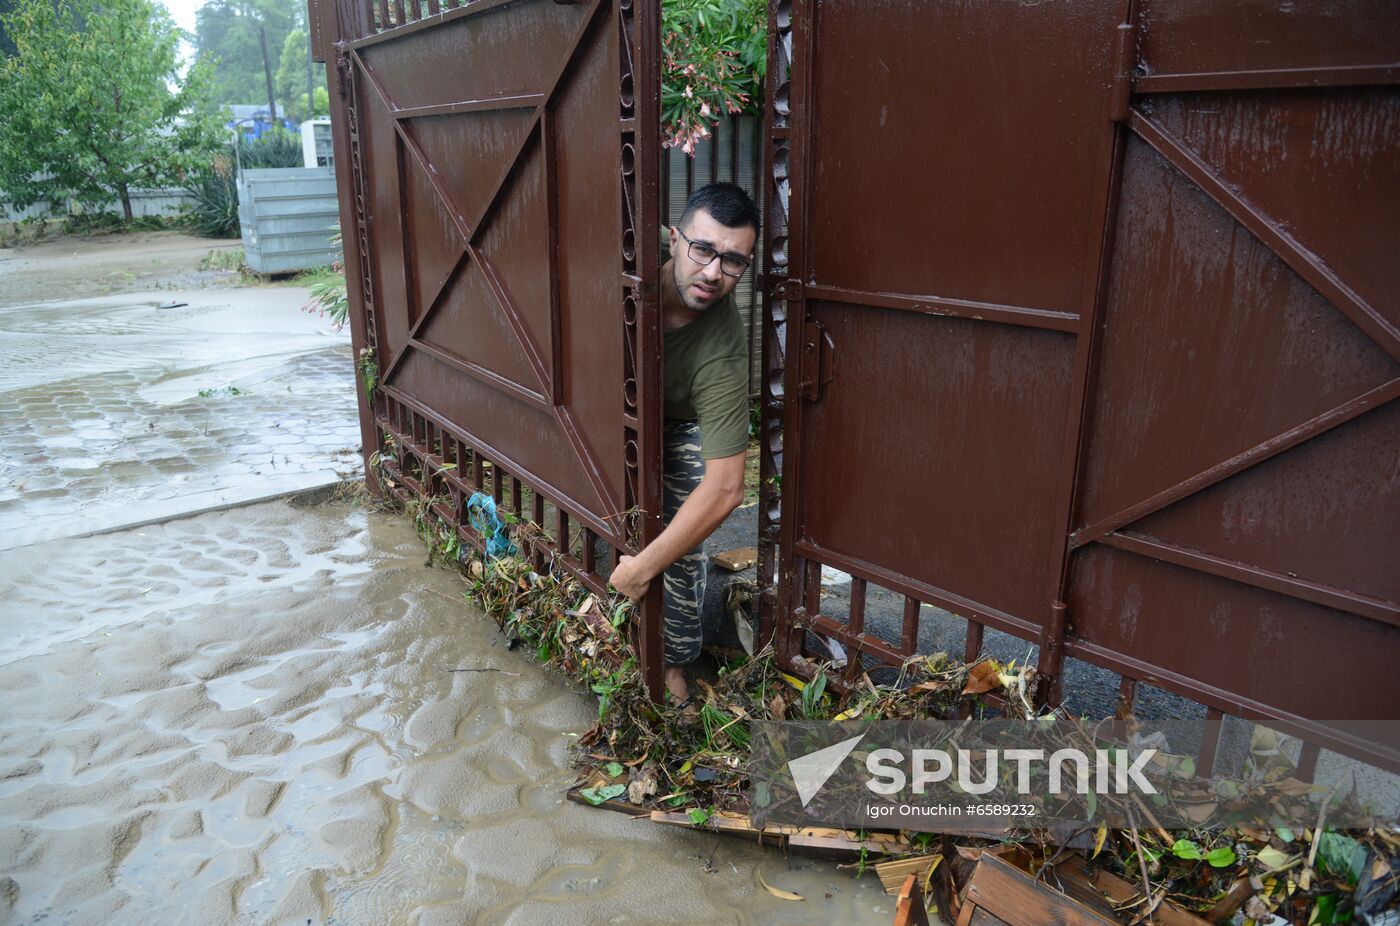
top-left (608, 183), bottom-right (759, 703)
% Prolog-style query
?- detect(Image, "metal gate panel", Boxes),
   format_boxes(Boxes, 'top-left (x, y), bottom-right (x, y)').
top-left (764, 0), bottom-right (1400, 771)
top-left (763, 0), bottom-right (1123, 659)
top-left (318, 0), bottom-right (666, 696)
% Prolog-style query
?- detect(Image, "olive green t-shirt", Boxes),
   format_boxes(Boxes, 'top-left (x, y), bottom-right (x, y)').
top-left (664, 292), bottom-right (750, 459)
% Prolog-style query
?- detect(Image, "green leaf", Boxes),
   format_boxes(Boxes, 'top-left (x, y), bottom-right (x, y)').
top-left (579, 784), bottom-right (626, 806)
top-left (1317, 831), bottom-right (1365, 884)
top-left (1205, 846), bottom-right (1237, 868)
top-left (1171, 839), bottom-right (1202, 860)
top-left (687, 807), bottom-right (711, 826)
top-left (605, 762), bottom-right (625, 778)
top-left (1308, 892), bottom-right (1342, 925)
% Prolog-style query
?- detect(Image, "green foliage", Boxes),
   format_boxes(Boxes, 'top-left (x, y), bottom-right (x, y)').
top-left (579, 783), bottom-right (625, 806)
top-left (0, 0), bottom-right (224, 222)
top-left (194, 0), bottom-right (298, 106)
top-left (1170, 839), bottom-right (1237, 868)
top-left (800, 664), bottom-right (829, 719)
top-left (273, 29), bottom-right (328, 123)
top-left (184, 152), bottom-right (240, 238)
top-left (662, 0), bottom-right (766, 153)
top-left (236, 127), bottom-right (303, 169)
top-left (182, 131), bottom-right (302, 239)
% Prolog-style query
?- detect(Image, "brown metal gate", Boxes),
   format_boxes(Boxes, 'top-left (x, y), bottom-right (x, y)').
top-left (313, 0), bottom-right (666, 697)
top-left (760, 0), bottom-right (1400, 772)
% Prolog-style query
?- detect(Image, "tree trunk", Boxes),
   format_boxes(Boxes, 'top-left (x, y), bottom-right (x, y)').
top-left (120, 183), bottom-right (133, 224)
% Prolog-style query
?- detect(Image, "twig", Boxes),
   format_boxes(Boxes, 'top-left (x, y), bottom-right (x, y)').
top-left (1300, 788), bottom-right (1331, 892)
top-left (1126, 803), bottom-right (1162, 924)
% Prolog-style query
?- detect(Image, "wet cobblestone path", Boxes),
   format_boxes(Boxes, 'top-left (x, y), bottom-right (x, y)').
top-left (0, 289), bottom-right (361, 550)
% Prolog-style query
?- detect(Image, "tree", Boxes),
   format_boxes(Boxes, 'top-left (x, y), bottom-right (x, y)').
top-left (0, 0), bottom-right (224, 222)
top-left (194, 0), bottom-right (298, 106)
top-left (274, 29), bottom-right (328, 123)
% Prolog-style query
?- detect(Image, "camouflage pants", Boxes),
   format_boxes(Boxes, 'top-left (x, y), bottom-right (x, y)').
top-left (662, 419), bottom-right (706, 666)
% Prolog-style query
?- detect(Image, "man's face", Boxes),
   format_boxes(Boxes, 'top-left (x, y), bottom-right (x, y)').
top-left (668, 209), bottom-right (757, 312)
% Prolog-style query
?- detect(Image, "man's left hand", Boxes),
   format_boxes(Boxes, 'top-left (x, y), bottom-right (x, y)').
top-left (610, 554), bottom-right (652, 602)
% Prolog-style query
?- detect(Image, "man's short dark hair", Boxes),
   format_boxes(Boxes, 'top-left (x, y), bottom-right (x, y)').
top-left (678, 182), bottom-right (760, 237)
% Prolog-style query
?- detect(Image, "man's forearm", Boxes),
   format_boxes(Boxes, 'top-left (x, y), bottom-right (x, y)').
top-left (629, 480), bottom-right (737, 582)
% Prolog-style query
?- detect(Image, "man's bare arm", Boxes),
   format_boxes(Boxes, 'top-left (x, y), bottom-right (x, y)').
top-left (609, 450), bottom-right (746, 600)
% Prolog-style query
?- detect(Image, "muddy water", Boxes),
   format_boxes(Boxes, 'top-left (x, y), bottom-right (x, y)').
top-left (0, 500), bottom-right (896, 924)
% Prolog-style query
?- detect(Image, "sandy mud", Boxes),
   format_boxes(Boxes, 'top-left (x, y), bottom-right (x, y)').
top-left (0, 499), bottom-right (896, 925)
top-left (0, 231), bottom-right (245, 308)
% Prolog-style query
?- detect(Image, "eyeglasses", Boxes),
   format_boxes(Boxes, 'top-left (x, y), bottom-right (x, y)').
top-left (675, 228), bottom-right (752, 278)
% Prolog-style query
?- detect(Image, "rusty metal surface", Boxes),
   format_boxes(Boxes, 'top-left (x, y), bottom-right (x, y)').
top-left (318, 0), bottom-right (664, 696)
top-left (762, 0), bottom-right (1399, 770)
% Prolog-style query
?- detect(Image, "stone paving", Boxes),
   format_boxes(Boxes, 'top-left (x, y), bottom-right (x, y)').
top-left (0, 288), bottom-right (362, 551)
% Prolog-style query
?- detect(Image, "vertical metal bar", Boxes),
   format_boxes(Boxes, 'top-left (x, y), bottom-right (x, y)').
top-left (1197, 707), bottom-right (1224, 778)
top-left (557, 507), bottom-right (570, 558)
top-left (773, 0), bottom-right (815, 678)
top-left (492, 464), bottom-right (504, 506)
top-left (583, 527), bottom-right (597, 574)
top-left (964, 620), bottom-right (984, 663)
top-left (377, 0), bottom-right (391, 30)
top-left (1297, 741), bottom-right (1320, 783)
top-left (1114, 676), bottom-right (1137, 739)
top-left (473, 451), bottom-right (485, 490)
top-left (531, 490), bottom-right (546, 573)
top-left (322, 20), bottom-right (382, 495)
top-left (844, 577), bottom-right (867, 684)
top-left (392, 0), bottom-right (406, 26)
top-left (426, 0), bottom-right (440, 15)
top-left (900, 596), bottom-right (919, 656)
top-left (511, 476), bottom-right (522, 518)
top-left (1038, 0), bottom-right (1137, 709)
top-left (633, 0), bottom-right (666, 701)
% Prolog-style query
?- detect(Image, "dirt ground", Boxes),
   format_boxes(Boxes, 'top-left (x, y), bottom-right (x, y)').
top-left (0, 230), bottom-right (247, 307)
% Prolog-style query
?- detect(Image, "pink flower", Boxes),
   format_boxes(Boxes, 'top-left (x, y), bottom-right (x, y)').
top-left (700, 101), bottom-right (711, 117)
top-left (683, 85), bottom-right (693, 98)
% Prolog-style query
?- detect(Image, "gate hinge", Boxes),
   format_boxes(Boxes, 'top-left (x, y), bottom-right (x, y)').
top-left (798, 320), bottom-right (835, 401)
top-left (771, 278), bottom-right (804, 302)
top-left (1110, 20), bottom-right (1138, 122)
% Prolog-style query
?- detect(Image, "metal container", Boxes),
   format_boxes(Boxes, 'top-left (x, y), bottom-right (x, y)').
top-left (237, 167), bottom-right (340, 274)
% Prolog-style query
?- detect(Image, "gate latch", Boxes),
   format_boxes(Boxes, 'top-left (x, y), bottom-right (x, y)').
top-left (798, 320), bottom-right (835, 402)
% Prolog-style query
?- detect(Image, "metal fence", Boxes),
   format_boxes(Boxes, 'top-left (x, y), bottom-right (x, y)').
top-left (1, 187), bottom-right (194, 224)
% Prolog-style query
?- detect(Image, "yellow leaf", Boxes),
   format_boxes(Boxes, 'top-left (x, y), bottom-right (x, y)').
top-left (1093, 824), bottom-right (1108, 859)
top-left (780, 673), bottom-right (807, 691)
top-left (758, 870), bottom-right (803, 901)
top-left (1256, 846), bottom-right (1293, 871)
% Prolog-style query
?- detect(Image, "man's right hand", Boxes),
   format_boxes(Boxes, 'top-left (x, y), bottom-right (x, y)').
top-left (609, 554), bottom-right (652, 602)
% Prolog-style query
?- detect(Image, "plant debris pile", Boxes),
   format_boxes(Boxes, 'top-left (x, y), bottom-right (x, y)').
top-left (396, 498), bottom-right (1397, 925)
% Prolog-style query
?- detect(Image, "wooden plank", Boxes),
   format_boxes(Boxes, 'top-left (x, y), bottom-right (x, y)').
top-left (962, 853), bottom-right (1117, 926)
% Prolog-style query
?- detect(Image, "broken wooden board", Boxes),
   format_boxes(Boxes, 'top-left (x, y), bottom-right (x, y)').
top-left (954, 850), bottom-right (1214, 926)
top-left (894, 873), bottom-right (934, 926)
top-left (712, 546), bottom-right (758, 572)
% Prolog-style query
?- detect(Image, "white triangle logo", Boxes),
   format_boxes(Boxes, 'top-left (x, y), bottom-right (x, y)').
top-left (788, 733), bottom-right (865, 807)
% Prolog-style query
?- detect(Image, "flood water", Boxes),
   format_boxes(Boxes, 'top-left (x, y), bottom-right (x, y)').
top-left (0, 499), bottom-right (896, 924)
